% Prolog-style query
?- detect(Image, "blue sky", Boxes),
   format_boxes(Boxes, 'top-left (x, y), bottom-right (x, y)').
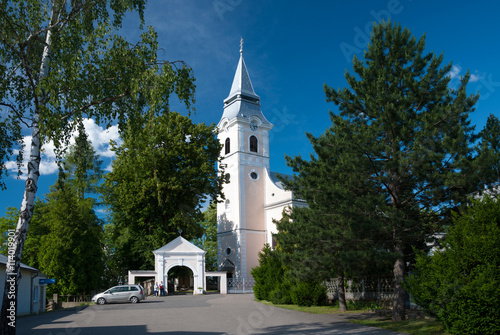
top-left (2, 0), bottom-right (500, 218)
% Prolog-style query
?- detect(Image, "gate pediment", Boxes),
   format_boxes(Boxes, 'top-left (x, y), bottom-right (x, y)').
top-left (153, 236), bottom-right (206, 255)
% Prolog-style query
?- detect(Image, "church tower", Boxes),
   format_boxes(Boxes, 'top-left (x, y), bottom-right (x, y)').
top-left (217, 43), bottom-right (273, 279)
top-left (217, 42), bottom-right (304, 282)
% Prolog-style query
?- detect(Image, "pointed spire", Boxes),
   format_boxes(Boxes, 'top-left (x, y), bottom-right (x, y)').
top-left (226, 48), bottom-right (259, 102)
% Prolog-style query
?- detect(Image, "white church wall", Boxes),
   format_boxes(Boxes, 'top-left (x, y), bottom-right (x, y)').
top-left (245, 231), bottom-right (266, 275)
top-left (244, 165), bottom-right (265, 232)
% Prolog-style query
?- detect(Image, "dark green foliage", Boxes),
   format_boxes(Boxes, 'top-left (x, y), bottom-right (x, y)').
top-left (405, 197), bottom-right (500, 334)
top-left (251, 244), bottom-right (285, 301)
top-left (252, 245), bottom-right (327, 307)
top-left (37, 183), bottom-right (105, 295)
top-left (102, 112), bottom-right (224, 273)
top-left (269, 277), bottom-right (293, 305)
top-left (479, 114), bottom-right (500, 185)
top-left (290, 280), bottom-right (328, 307)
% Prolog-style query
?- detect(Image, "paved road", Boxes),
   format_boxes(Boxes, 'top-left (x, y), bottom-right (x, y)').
top-left (18, 294), bottom-right (404, 335)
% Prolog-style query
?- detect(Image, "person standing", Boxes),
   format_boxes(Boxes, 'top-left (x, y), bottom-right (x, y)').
top-left (154, 282), bottom-right (159, 297)
top-left (159, 281), bottom-right (164, 296)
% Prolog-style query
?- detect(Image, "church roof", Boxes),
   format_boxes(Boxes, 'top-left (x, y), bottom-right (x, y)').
top-left (220, 47), bottom-right (272, 126)
top-left (269, 171), bottom-right (291, 190)
top-left (153, 236), bottom-right (206, 255)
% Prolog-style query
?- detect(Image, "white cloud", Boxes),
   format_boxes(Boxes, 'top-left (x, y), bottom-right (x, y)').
top-left (80, 118), bottom-right (122, 158)
top-left (469, 73), bottom-right (481, 82)
top-left (448, 65), bottom-right (483, 83)
top-left (103, 162), bottom-right (114, 172)
top-left (39, 160), bottom-right (59, 176)
top-left (448, 65), bottom-right (462, 79)
top-left (6, 118), bottom-right (122, 178)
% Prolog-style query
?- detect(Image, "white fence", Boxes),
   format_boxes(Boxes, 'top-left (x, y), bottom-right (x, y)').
top-left (324, 276), bottom-right (395, 301)
top-left (227, 278), bottom-right (255, 293)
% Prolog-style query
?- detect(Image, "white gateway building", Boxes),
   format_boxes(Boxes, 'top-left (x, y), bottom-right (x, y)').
top-left (216, 48), bottom-right (306, 280)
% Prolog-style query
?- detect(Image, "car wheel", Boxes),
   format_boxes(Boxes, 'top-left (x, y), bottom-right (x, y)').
top-left (97, 298), bottom-right (106, 305)
top-left (130, 296), bottom-right (139, 303)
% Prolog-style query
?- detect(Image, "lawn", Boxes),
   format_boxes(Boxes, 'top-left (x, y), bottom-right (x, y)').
top-left (258, 300), bottom-right (449, 335)
top-left (351, 318), bottom-right (449, 335)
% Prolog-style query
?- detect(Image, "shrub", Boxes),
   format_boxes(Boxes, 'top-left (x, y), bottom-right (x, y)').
top-left (405, 197), bottom-right (500, 334)
top-left (290, 280), bottom-right (328, 307)
top-left (251, 245), bottom-right (285, 301)
top-left (269, 275), bottom-right (293, 305)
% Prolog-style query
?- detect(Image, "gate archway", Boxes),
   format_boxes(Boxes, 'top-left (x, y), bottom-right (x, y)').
top-left (167, 265), bottom-right (194, 294)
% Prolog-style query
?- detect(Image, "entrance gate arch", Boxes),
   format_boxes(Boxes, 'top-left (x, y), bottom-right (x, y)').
top-left (153, 236), bottom-right (206, 295)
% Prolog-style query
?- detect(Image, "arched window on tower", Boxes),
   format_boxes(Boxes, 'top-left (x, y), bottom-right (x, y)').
top-left (225, 138), bottom-right (230, 154)
top-left (250, 136), bottom-right (258, 153)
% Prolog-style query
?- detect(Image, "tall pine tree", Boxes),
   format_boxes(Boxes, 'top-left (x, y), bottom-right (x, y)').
top-left (23, 124), bottom-right (105, 295)
top-left (285, 21), bottom-right (484, 321)
top-left (37, 176), bottom-right (105, 295)
top-left (277, 119), bottom-right (394, 311)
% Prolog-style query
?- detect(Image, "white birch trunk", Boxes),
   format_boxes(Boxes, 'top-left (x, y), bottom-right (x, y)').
top-left (0, 7), bottom-right (55, 334)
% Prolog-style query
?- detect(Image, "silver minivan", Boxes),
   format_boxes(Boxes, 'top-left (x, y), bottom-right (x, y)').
top-left (92, 284), bottom-right (146, 304)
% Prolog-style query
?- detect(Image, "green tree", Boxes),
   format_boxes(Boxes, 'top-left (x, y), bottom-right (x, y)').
top-left (405, 197), bottom-right (500, 334)
top-left (102, 112), bottom-right (224, 273)
top-left (479, 114), bottom-right (500, 186)
top-left (320, 21), bottom-right (483, 321)
top-left (0, 1), bottom-right (194, 330)
top-left (63, 121), bottom-right (103, 199)
top-left (37, 177), bottom-right (105, 296)
top-left (193, 202), bottom-right (218, 271)
top-left (277, 122), bottom-right (395, 311)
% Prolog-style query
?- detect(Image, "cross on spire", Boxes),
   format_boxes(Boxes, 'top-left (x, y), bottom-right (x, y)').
top-left (240, 37), bottom-right (244, 54)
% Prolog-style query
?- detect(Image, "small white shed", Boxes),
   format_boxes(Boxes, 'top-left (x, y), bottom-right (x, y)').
top-left (0, 254), bottom-right (47, 316)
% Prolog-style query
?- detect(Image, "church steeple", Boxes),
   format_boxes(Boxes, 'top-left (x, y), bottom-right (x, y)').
top-left (220, 41), bottom-right (272, 126)
top-left (225, 50), bottom-right (259, 103)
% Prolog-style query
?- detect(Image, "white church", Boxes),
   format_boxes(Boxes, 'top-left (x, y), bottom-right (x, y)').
top-left (216, 46), bottom-right (306, 280)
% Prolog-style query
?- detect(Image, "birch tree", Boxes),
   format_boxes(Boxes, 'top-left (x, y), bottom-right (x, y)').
top-left (0, 1), bottom-right (195, 332)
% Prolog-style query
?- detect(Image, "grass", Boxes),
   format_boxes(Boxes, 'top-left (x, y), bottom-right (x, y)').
top-left (351, 318), bottom-right (449, 335)
top-left (258, 300), bottom-right (450, 335)
top-left (259, 300), bottom-right (370, 314)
